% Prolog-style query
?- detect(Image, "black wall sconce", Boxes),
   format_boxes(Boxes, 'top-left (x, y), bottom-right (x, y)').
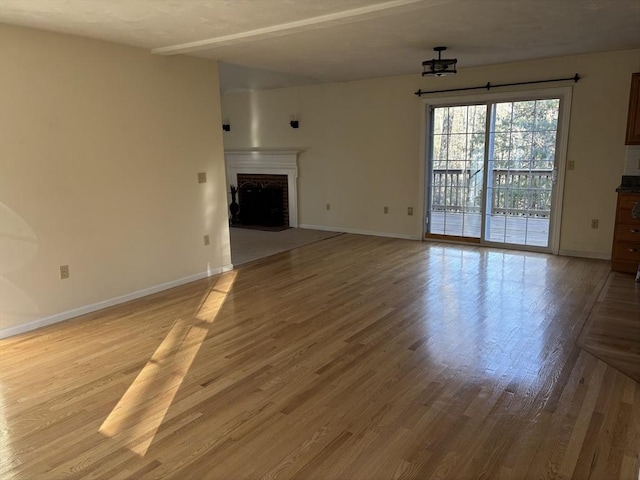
top-left (222, 119), bottom-right (231, 132)
top-left (289, 115), bottom-right (299, 129)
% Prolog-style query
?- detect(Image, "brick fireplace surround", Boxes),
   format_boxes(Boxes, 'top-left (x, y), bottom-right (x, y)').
top-left (225, 150), bottom-right (299, 227)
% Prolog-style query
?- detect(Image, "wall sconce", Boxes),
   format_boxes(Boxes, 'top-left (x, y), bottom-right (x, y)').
top-left (289, 115), bottom-right (299, 129)
top-left (222, 119), bottom-right (231, 132)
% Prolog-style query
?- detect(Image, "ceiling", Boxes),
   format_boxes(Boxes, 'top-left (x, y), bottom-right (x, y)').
top-left (1, 0), bottom-right (639, 92)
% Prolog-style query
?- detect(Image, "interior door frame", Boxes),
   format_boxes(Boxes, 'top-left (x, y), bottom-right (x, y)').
top-left (418, 86), bottom-right (573, 254)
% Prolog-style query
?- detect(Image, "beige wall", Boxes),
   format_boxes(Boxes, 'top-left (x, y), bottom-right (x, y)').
top-left (222, 49), bottom-right (640, 253)
top-left (0, 25), bottom-right (231, 335)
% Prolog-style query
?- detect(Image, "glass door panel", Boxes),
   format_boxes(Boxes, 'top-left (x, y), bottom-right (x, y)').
top-left (428, 105), bottom-right (486, 239)
top-left (484, 99), bottom-right (559, 247)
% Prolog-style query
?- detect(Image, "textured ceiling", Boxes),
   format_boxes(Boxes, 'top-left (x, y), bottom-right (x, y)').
top-left (1, 0), bottom-right (639, 92)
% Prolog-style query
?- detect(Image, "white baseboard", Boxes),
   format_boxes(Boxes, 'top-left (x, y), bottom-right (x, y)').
top-left (0, 264), bottom-right (234, 339)
top-left (299, 224), bottom-right (420, 241)
top-left (558, 249), bottom-right (611, 260)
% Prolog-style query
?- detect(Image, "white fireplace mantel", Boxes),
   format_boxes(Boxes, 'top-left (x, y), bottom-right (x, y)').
top-left (225, 150), bottom-right (299, 228)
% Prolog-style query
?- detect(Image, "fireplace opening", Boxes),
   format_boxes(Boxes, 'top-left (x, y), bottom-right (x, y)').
top-left (235, 174), bottom-right (289, 229)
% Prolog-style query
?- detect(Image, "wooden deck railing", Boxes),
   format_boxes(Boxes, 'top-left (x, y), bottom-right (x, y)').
top-left (431, 168), bottom-right (553, 217)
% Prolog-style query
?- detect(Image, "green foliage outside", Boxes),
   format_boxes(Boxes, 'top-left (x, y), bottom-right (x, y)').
top-left (431, 99), bottom-right (559, 217)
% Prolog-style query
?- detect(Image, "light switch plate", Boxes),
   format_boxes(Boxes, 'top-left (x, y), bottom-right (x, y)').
top-left (60, 265), bottom-right (69, 279)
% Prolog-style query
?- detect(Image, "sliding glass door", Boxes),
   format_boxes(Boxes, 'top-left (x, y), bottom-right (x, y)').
top-left (426, 93), bottom-right (566, 251)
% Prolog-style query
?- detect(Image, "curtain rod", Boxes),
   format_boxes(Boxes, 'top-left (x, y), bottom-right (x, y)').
top-left (414, 73), bottom-right (580, 97)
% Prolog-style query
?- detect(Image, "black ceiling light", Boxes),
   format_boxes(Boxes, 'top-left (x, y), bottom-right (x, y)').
top-left (422, 46), bottom-right (457, 77)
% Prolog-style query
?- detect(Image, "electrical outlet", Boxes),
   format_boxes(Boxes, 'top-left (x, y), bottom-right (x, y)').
top-left (408, 207), bottom-right (413, 216)
top-left (326, 203), bottom-right (331, 211)
top-left (591, 219), bottom-right (599, 229)
top-left (197, 172), bottom-right (207, 184)
top-left (568, 161), bottom-right (575, 171)
top-left (384, 206), bottom-right (389, 214)
top-left (203, 234), bottom-right (210, 246)
top-left (59, 265), bottom-right (69, 279)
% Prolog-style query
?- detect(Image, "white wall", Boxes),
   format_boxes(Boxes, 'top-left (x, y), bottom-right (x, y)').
top-left (0, 25), bottom-right (231, 336)
top-left (221, 49), bottom-right (640, 254)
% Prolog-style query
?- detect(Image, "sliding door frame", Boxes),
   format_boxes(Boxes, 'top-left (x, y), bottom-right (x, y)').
top-left (418, 86), bottom-right (573, 254)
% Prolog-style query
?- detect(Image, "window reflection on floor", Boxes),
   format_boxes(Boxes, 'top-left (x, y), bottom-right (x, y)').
top-left (416, 247), bottom-right (548, 380)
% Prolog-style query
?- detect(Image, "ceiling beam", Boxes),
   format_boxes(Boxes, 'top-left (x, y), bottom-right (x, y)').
top-left (151, 0), bottom-right (427, 56)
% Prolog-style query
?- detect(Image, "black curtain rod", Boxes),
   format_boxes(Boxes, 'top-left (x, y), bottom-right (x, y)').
top-left (414, 73), bottom-right (580, 97)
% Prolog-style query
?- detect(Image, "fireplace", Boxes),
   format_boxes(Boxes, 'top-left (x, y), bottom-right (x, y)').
top-left (237, 174), bottom-right (289, 227)
top-left (225, 150), bottom-right (299, 228)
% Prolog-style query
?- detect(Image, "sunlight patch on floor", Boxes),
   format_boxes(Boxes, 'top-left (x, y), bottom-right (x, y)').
top-left (99, 271), bottom-right (237, 456)
top-left (0, 383), bottom-right (16, 472)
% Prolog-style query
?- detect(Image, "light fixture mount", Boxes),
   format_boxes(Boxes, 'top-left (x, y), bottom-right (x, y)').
top-left (422, 46), bottom-right (457, 77)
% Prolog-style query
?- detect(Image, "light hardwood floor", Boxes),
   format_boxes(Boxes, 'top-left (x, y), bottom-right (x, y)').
top-left (578, 271), bottom-right (640, 384)
top-left (1, 234), bottom-right (638, 479)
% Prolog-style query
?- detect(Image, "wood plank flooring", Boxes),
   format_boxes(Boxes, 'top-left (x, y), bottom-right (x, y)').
top-left (578, 271), bottom-right (640, 383)
top-left (1, 234), bottom-right (638, 479)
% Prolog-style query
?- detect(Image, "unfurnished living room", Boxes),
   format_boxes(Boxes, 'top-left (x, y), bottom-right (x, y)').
top-left (1, 1), bottom-right (639, 479)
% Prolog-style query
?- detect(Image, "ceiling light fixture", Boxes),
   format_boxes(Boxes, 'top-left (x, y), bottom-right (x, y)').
top-left (422, 46), bottom-right (457, 77)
